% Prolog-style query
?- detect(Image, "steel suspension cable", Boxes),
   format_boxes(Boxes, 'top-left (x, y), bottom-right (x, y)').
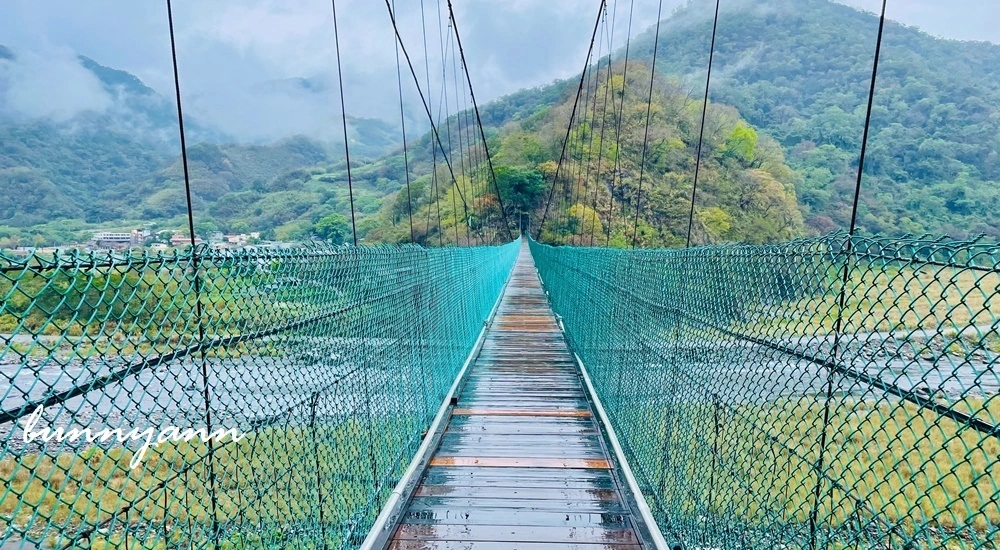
top-left (447, 23), bottom-right (476, 245)
top-left (386, 0), bottom-right (472, 245)
top-left (577, 15), bottom-right (606, 239)
top-left (392, 0), bottom-right (415, 243)
top-left (630, 0), bottom-right (664, 249)
top-left (447, 0), bottom-right (515, 242)
top-left (809, 1), bottom-right (889, 547)
top-left (164, 0), bottom-right (219, 543)
top-left (418, 0), bottom-right (444, 245)
top-left (568, 46), bottom-right (598, 235)
top-left (330, 0), bottom-right (358, 245)
top-left (588, 4), bottom-right (617, 246)
top-left (605, 0), bottom-right (634, 245)
top-left (437, 8), bottom-right (466, 245)
top-left (536, 0), bottom-right (607, 240)
top-left (684, 0), bottom-right (721, 248)
top-left (449, 36), bottom-right (474, 243)
top-left (579, 28), bottom-right (605, 244)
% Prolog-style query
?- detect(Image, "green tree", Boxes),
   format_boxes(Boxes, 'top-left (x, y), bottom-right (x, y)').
top-left (494, 166), bottom-right (547, 215)
top-left (314, 213), bottom-right (350, 244)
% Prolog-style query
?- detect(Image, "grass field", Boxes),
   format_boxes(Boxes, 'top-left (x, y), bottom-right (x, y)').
top-left (621, 396), bottom-right (1000, 549)
top-left (738, 266), bottom-right (999, 338)
top-left (0, 417), bottom-right (420, 549)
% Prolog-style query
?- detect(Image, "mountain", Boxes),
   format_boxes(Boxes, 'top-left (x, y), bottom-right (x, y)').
top-left (363, 0), bottom-right (1000, 244)
top-left (0, 45), bottom-right (405, 246)
top-left (5, 0), bottom-right (998, 247)
top-left (360, 62), bottom-right (803, 247)
top-left (644, 0), bottom-right (1000, 238)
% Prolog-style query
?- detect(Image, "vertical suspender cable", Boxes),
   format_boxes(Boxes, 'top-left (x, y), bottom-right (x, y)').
top-left (537, 0), bottom-right (607, 240)
top-left (330, 0), bottom-right (358, 245)
top-left (685, 0), bottom-right (722, 248)
top-left (571, 43), bottom-right (599, 224)
top-left (630, 0), bottom-right (664, 249)
top-left (587, 6), bottom-right (615, 246)
top-left (432, 0), bottom-right (480, 246)
top-left (576, 14), bottom-right (605, 241)
top-left (386, 0), bottom-right (473, 244)
top-left (419, 0), bottom-right (444, 245)
top-left (448, 0), bottom-right (515, 242)
top-left (606, 0), bottom-right (634, 245)
top-left (809, 2), bottom-right (888, 548)
top-left (449, 35), bottom-right (474, 244)
top-left (392, 0), bottom-right (415, 243)
top-left (437, 6), bottom-right (465, 246)
top-left (164, 0), bottom-right (219, 542)
top-left (669, 3), bottom-right (720, 537)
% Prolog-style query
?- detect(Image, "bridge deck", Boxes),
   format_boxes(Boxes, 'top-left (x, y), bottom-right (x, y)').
top-left (386, 243), bottom-right (649, 549)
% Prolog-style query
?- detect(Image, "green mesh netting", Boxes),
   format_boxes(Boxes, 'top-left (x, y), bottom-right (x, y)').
top-left (531, 233), bottom-right (999, 549)
top-left (1, 239), bottom-right (519, 548)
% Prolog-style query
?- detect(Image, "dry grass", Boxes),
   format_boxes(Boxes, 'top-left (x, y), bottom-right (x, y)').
top-left (1, 417), bottom-right (418, 548)
top-left (748, 266), bottom-right (999, 339)
top-left (644, 396), bottom-right (1000, 548)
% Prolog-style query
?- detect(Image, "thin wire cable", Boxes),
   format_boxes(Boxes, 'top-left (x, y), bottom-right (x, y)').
top-left (572, 29), bottom-right (602, 231)
top-left (392, 0), bottom-right (415, 243)
top-left (570, 44), bottom-right (598, 222)
top-left (419, 0), bottom-right (444, 245)
top-left (580, 5), bottom-right (611, 245)
top-left (165, 0), bottom-right (218, 542)
top-left (809, 2), bottom-right (888, 547)
top-left (436, 6), bottom-right (463, 245)
top-left (330, 0), bottom-right (358, 246)
top-left (685, 0), bottom-right (721, 249)
top-left (444, 20), bottom-right (472, 245)
top-left (606, 0), bottom-right (634, 245)
top-left (390, 0), bottom-right (471, 245)
top-left (452, 50), bottom-right (475, 243)
top-left (537, 0), bottom-right (608, 240)
top-left (563, 80), bottom-right (586, 233)
top-left (630, 0), bottom-right (664, 249)
top-left (589, 3), bottom-right (617, 246)
top-left (447, 0), bottom-right (515, 242)
top-left (574, 21), bottom-right (603, 239)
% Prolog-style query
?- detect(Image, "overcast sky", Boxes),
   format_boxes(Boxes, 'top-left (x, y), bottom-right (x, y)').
top-left (0, 0), bottom-right (996, 141)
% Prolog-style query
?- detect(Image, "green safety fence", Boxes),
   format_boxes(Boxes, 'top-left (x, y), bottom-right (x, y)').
top-left (530, 233), bottom-right (999, 550)
top-left (0, 239), bottom-right (519, 549)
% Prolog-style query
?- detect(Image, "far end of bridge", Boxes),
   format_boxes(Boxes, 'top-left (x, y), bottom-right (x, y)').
top-left (364, 241), bottom-right (667, 549)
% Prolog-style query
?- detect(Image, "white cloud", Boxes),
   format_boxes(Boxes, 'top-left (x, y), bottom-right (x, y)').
top-left (0, 0), bottom-right (997, 142)
top-left (0, 47), bottom-right (112, 121)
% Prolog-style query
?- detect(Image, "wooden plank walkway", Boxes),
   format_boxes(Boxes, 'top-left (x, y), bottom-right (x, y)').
top-left (386, 242), bottom-right (649, 549)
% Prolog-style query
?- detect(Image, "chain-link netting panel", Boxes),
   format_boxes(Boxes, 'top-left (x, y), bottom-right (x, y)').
top-left (530, 234), bottom-right (999, 549)
top-left (0, 239), bottom-right (519, 548)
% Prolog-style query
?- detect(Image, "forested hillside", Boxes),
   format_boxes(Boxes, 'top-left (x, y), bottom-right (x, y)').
top-left (648, 0), bottom-right (1000, 237)
top-left (4, 0), bottom-right (999, 247)
top-left (364, 0), bottom-right (1000, 244)
top-left (0, 46), bottom-right (400, 246)
top-left (363, 63), bottom-right (802, 247)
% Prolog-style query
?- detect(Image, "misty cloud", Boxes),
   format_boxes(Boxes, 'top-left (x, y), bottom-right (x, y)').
top-left (0, 0), bottom-right (996, 143)
top-left (188, 76), bottom-right (341, 143)
top-left (0, 47), bottom-right (112, 122)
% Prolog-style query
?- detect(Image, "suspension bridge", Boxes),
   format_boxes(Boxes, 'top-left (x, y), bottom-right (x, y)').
top-left (1, 0), bottom-right (999, 549)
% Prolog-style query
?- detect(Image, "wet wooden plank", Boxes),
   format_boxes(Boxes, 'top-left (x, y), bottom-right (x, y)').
top-left (394, 524), bottom-right (639, 544)
top-left (400, 508), bottom-right (630, 528)
top-left (386, 242), bottom-right (647, 548)
top-left (407, 497), bottom-right (631, 514)
top-left (451, 408), bottom-right (592, 417)
top-left (421, 468), bottom-right (617, 489)
top-left (414, 486), bottom-right (621, 501)
top-left (428, 457), bottom-right (611, 469)
top-left (389, 542), bottom-right (642, 550)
